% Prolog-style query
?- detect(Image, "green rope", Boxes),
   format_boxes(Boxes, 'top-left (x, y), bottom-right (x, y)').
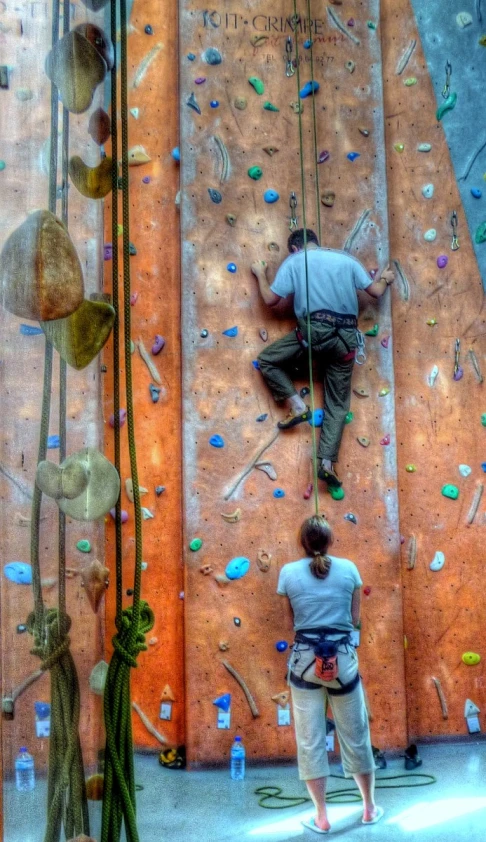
top-left (101, 2), bottom-right (154, 840)
top-left (291, 4), bottom-right (319, 514)
top-left (255, 773), bottom-right (437, 808)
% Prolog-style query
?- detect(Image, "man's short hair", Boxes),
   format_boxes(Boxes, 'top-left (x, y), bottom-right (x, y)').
top-left (287, 228), bottom-right (319, 252)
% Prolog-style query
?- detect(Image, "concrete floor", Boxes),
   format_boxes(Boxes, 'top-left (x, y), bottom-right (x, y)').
top-left (3, 741), bottom-right (486, 841)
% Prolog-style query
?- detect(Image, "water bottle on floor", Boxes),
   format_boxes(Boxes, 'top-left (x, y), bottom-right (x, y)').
top-left (15, 747), bottom-right (35, 792)
top-left (230, 736), bottom-right (245, 780)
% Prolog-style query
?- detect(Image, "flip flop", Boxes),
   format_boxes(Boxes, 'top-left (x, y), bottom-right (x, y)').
top-left (362, 806), bottom-right (384, 825)
top-left (317, 466), bottom-right (342, 488)
top-left (301, 818), bottom-right (330, 834)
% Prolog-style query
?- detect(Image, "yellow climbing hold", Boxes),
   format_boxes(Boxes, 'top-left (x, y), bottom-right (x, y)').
top-left (406, 464), bottom-right (416, 473)
top-left (394, 143), bottom-right (404, 153)
top-left (426, 318), bottom-right (437, 326)
top-left (462, 652), bottom-right (481, 666)
top-left (379, 387), bottom-right (390, 397)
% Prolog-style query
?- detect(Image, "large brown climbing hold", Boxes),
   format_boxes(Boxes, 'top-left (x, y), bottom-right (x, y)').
top-left (321, 190), bottom-right (336, 207)
top-left (0, 210), bottom-right (84, 321)
top-left (36, 458), bottom-right (89, 501)
top-left (272, 691), bottom-right (290, 707)
top-left (80, 559), bottom-right (109, 612)
top-left (37, 448), bottom-right (120, 521)
top-left (45, 31), bottom-right (106, 114)
top-left (88, 108), bottom-right (111, 145)
top-left (40, 297), bottom-right (115, 370)
top-left (257, 549), bottom-right (272, 572)
top-left (69, 155), bottom-right (113, 199)
top-left (74, 23), bottom-right (114, 71)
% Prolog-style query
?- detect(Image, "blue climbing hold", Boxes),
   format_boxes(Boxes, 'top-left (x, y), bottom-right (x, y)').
top-left (303, 39), bottom-right (313, 49)
top-left (149, 384), bottom-right (161, 403)
top-left (300, 80), bottom-right (320, 99)
top-left (203, 48), bottom-right (222, 65)
top-left (222, 326), bottom-right (238, 337)
top-left (308, 409), bottom-right (324, 427)
top-left (171, 147), bottom-right (180, 162)
top-left (20, 324), bottom-right (43, 335)
top-left (208, 188), bottom-right (222, 203)
top-left (481, 463), bottom-right (486, 472)
top-left (256, 413), bottom-right (268, 422)
top-left (210, 100), bottom-right (219, 108)
top-left (275, 640), bottom-right (288, 652)
top-left (264, 189), bottom-right (279, 203)
top-left (273, 488), bottom-right (285, 498)
top-left (209, 435), bottom-right (224, 448)
top-left (227, 262), bottom-right (237, 273)
top-left (252, 360), bottom-right (260, 370)
top-left (347, 152), bottom-right (360, 162)
top-left (472, 187), bottom-right (482, 199)
top-left (47, 435), bottom-right (60, 449)
top-left (187, 53), bottom-right (196, 61)
top-left (4, 562), bottom-right (32, 585)
top-left (225, 556), bottom-right (250, 580)
top-left (213, 693), bottom-right (231, 712)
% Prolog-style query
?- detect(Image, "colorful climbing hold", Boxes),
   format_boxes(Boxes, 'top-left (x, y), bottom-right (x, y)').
top-left (347, 19), bottom-right (355, 27)
top-left (20, 324), bottom-right (43, 336)
top-left (318, 150), bottom-right (330, 164)
top-left (234, 96), bottom-right (247, 110)
top-left (203, 48), bottom-right (222, 65)
top-left (155, 485), bottom-right (165, 495)
top-left (273, 488), bottom-right (285, 498)
top-left (222, 326), bottom-right (238, 337)
top-left (256, 414), bottom-right (268, 422)
top-left (442, 484), bottom-right (459, 500)
top-left (194, 77), bottom-right (206, 85)
top-left (149, 384), bottom-right (161, 403)
top-left (109, 509), bottom-right (128, 523)
top-left (263, 101), bottom-right (279, 111)
top-left (145, 24), bottom-right (153, 34)
top-left (482, 413), bottom-right (486, 426)
top-left (252, 360), bottom-right (260, 370)
top-left (225, 556), bottom-right (250, 580)
top-left (275, 641), bottom-right (288, 652)
top-left (363, 586), bottom-right (371, 596)
top-left (104, 244), bottom-right (113, 260)
top-left (437, 255), bottom-right (448, 269)
top-left (365, 324), bottom-right (379, 336)
top-left (347, 152), bottom-right (360, 162)
top-left (303, 39), bottom-right (313, 49)
top-left (345, 411), bottom-right (354, 424)
top-left (200, 329), bottom-right (208, 338)
top-left (394, 143), bottom-right (405, 153)
top-left (209, 435), bottom-right (224, 448)
top-left (344, 513), bottom-right (357, 524)
top-left (379, 387), bottom-right (390, 397)
top-left (130, 292), bottom-right (139, 306)
top-left (422, 183), bottom-right (434, 199)
top-left (428, 366), bottom-right (439, 386)
top-left (142, 176), bottom-right (151, 184)
top-left (424, 229), bottom-right (437, 242)
top-left (210, 100), bottom-right (219, 108)
top-left (171, 147), bottom-right (180, 162)
top-left (213, 693), bottom-right (231, 712)
top-left (381, 336), bottom-right (390, 349)
top-left (3, 562), bottom-right (33, 585)
top-left (234, 617), bottom-right (241, 626)
top-left (380, 434), bottom-right (391, 446)
top-left (345, 61), bottom-right (355, 73)
top-left (453, 366), bottom-right (464, 381)
top-left (328, 486), bottom-right (345, 500)
top-left (303, 483), bottom-right (313, 500)
top-left (367, 20), bottom-right (377, 29)
top-left (227, 263), bottom-right (237, 273)
top-left (248, 76), bottom-right (264, 94)
top-left (108, 408), bottom-right (127, 428)
top-left (459, 464), bottom-right (472, 477)
top-left (248, 166), bottom-right (263, 180)
top-left (189, 538), bottom-right (202, 552)
top-left (186, 92), bottom-right (201, 114)
top-left (76, 539), bottom-right (91, 553)
top-left (47, 435), bottom-right (60, 449)
top-left (187, 53), bottom-right (196, 61)
top-left (17, 624), bottom-right (27, 634)
top-left (436, 93), bottom-right (457, 121)
top-left (426, 318), bottom-right (437, 326)
top-left (264, 190), bottom-right (279, 203)
top-left (475, 222), bottom-right (486, 244)
top-left (358, 127), bottom-right (370, 137)
top-left (300, 387), bottom-right (310, 397)
top-left (404, 77), bottom-right (417, 86)
top-left (357, 437), bottom-right (370, 447)
top-left (0, 161), bottom-right (6, 172)
top-left (300, 80), bottom-right (320, 99)
top-left (308, 409), bottom-right (324, 427)
top-left (208, 188), bottom-right (222, 203)
top-left (152, 335), bottom-right (165, 355)
top-left (430, 551), bottom-right (445, 571)
top-left (462, 652), bottom-right (481, 665)
top-left (259, 328), bottom-right (268, 341)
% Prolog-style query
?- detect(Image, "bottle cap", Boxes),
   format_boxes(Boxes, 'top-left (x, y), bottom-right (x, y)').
top-left (234, 736), bottom-right (241, 742)
top-left (19, 747), bottom-right (27, 752)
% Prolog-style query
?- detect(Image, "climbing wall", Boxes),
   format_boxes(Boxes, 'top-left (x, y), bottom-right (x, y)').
top-left (0, 0), bottom-right (106, 782)
top-left (180, 0), bottom-right (408, 765)
top-left (102, 0), bottom-right (185, 751)
top-left (383, 0), bottom-right (486, 738)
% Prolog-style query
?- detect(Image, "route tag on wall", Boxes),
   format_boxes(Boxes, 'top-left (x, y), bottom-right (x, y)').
top-left (160, 702), bottom-right (173, 721)
top-left (217, 710), bottom-right (231, 729)
top-left (466, 715), bottom-right (481, 734)
top-left (277, 704), bottom-right (291, 726)
top-left (35, 701), bottom-right (51, 738)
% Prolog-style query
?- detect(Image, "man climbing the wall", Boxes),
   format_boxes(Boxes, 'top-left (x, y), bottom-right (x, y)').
top-left (251, 228), bottom-right (394, 487)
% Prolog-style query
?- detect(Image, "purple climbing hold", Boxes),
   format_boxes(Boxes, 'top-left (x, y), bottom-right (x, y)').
top-left (227, 263), bottom-right (237, 273)
top-left (256, 413), bottom-right (268, 422)
top-left (348, 18), bottom-right (355, 26)
top-left (273, 488), bottom-right (285, 498)
top-left (152, 334), bottom-right (165, 354)
top-left (104, 243), bottom-right (113, 260)
top-left (318, 150), bottom-right (330, 164)
top-left (194, 77), bottom-right (206, 84)
top-left (142, 176), bottom-right (151, 184)
top-left (108, 408), bottom-right (127, 428)
top-left (110, 508), bottom-right (128, 523)
top-left (381, 336), bottom-right (390, 349)
top-left (222, 326), bottom-right (238, 337)
top-left (437, 255), bottom-right (448, 269)
top-left (347, 152), bottom-right (360, 162)
top-left (453, 366), bottom-right (464, 381)
top-left (275, 641), bottom-right (288, 652)
top-left (209, 434), bottom-right (224, 448)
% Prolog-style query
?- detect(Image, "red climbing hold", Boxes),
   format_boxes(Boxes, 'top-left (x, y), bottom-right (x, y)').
top-left (303, 483), bottom-right (313, 500)
top-left (363, 586), bottom-right (371, 596)
top-left (380, 434), bottom-right (390, 446)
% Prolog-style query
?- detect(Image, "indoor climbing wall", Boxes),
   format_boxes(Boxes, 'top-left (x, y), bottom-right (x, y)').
top-left (102, 0), bottom-right (185, 752)
top-left (180, 0), bottom-right (408, 765)
top-left (0, 0), bottom-right (107, 781)
top-left (383, 0), bottom-right (486, 739)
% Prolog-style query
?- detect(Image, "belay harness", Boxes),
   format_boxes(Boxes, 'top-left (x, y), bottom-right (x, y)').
top-left (295, 309), bottom-right (366, 365)
top-left (289, 626), bottom-right (361, 696)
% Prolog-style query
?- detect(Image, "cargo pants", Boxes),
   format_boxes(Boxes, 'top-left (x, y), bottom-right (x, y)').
top-left (257, 319), bottom-right (357, 463)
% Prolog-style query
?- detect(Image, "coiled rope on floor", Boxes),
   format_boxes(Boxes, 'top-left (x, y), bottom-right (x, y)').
top-left (101, 1), bottom-right (154, 840)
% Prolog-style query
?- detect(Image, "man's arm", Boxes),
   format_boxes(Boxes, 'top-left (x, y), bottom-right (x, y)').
top-left (365, 264), bottom-right (394, 299)
top-left (251, 260), bottom-right (282, 308)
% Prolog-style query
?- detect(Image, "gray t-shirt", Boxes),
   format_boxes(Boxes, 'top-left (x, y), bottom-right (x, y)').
top-left (277, 555), bottom-right (362, 632)
top-left (270, 247), bottom-right (372, 318)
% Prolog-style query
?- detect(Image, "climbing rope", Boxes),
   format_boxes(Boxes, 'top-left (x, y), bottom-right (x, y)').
top-left (291, 0), bottom-right (321, 514)
top-left (26, 1), bottom-right (89, 839)
top-left (101, 2), bottom-right (154, 840)
top-left (255, 772), bottom-right (437, 808)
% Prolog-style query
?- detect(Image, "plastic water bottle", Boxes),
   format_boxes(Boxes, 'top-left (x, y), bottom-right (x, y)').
top-left (15, 747), bottom-right (35, 792)
top-left (230, 736), bottom-right (245, 780)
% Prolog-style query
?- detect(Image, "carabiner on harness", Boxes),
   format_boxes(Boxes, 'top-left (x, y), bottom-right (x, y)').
top-left (289, 192), bottom-right (298, 231)
top-left (355, 330), bottom-right (366, 365)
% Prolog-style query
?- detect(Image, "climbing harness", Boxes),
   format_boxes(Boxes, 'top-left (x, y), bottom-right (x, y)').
top-left (290, 628), bottom-right (360, 694)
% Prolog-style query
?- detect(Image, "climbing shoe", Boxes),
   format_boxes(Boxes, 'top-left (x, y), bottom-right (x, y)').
top-left (403, 743), bottom-right (422, 770)
top-left (317, 465), bottom-right (342, 488)
top-left (277, 408), bottom-right (311, 429)
top-left (372, 745), bottom-right (387, 770)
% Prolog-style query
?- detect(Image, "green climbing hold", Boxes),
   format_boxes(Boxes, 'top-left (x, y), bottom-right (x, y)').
top-left (436, 92), bottom-right (457, 121)
top-left (404, 77), bottom-right (417, 86)
top-left (76, 539), bottom-right (91, 553)
top-left (441, 484), bottom-right (459, 500)
top-left (344, 411), bottom-right (354, 424)
top-left (263, 102), bottom-right (279, 112)
top-left (482, 413), bottom-right (486, 426)
top-left (189, 538), bottom-right (203, 551)
top-left (328, 486), bottom-right (345, 501)
top-left (365, 324), bottom-right (379, 337)
top-left (248, 76), bottom-right (264, 95)
top-left (475, 222), bottom-right (486, 244)
top-left (248, 166), bottom-right (263, 180)
top-left (0, 161), bottom-right (6, 171)
top-left (367, 21), bottom-right (377, 30)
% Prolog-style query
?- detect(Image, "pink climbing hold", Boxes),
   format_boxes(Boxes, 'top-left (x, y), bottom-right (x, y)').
top-left (380, 433), bottom-right (391, 446)
top-left (347, 18), bottom-right (355, 26)
top-left (110, 508), bottom-right (128, 523)
top-left (363, 586), bottom-right (371, 596)
top-left (303, 483), bottom-right (313, 500)
top-left (108, 408), bottom-right (127, 428)
top-left (130, 292), bottom-right (139, 306)
top-left (381, 335), bottom-right (390, 348)
top-left (152, 334), bottom-right (166, 355)
top-left (317, 150), bottom-right (330, 164)
top-left (369, 268), bottom-right (378, 279)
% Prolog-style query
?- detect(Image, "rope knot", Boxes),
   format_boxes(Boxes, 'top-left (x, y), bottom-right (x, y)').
top-left (111, 601), bottom-right (155, 667)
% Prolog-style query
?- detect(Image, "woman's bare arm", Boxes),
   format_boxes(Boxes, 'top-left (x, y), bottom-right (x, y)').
top-left (351, 587), bottom-right (361, 627)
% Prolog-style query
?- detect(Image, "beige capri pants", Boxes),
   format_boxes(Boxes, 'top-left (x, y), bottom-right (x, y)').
top-left (288, 639), bottom-right (376, 781)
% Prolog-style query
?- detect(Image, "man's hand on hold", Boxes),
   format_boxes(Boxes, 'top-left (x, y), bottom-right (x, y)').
top-left (251, 260), bottom-right (267, 279)
top-left (380, 264), bottom-right (394, 285)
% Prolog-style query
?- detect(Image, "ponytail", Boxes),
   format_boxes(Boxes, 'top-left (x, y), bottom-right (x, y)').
top-left (300, 516), bottom-right (333, 580)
